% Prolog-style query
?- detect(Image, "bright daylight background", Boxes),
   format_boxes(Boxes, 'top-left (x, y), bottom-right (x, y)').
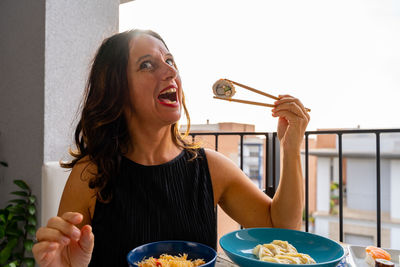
top-left (120, 0), bottom-right (400, 132)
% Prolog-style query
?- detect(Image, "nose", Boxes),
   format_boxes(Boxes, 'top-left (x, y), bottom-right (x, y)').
top-left (161, 62), bottom-right (178, 81)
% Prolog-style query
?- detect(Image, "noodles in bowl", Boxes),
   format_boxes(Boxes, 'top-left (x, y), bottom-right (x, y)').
top-left (127, 240), bottom-right (217, 267)
top-left (136, 253), bottom-right (205, 266)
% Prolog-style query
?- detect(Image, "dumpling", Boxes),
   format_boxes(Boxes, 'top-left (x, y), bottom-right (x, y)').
top-left (275, 255), bottom-right (302, 264)
top-left (272, 240), bottom-right (297, 254)
top-left (262, 244), bottom-right (283, 256)
top-left (252, 240), bottom-right (316, 265)
top-left (253, 244), bottom-right (274, 259)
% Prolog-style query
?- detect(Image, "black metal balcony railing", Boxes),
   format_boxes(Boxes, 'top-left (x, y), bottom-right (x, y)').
top-left (189, 128), bottom-right (400, 247)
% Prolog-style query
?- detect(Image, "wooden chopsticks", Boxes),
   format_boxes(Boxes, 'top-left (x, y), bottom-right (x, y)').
top-left (213, 96), bottom-right (275, 108)
top-left (213, 78), bottom-right (311, 112)
top-left (224, 78), bottom-right (279, 101)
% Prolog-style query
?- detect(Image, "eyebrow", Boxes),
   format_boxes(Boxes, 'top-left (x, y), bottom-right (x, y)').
top-left (136, 54), bottom-right (152, 64)
top-left (136, 53), bottom-right (174, 64)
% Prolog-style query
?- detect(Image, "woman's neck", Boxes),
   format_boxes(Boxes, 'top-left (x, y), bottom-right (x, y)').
top-left (125, 123), bottom-right (181, 166)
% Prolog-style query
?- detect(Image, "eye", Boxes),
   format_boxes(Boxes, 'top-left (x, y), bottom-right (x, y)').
top-left (166, 58), bottom-right (175, 66)
top-left (139, 61), bottom-right (153, 70)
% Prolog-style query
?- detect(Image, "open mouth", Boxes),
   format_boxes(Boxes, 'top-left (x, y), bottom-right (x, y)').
top-left (158, 87), bottom-right (177, 104)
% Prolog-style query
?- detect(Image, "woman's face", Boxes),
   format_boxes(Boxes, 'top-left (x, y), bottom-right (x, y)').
top-left (126, 34), bottom-right (182, 127)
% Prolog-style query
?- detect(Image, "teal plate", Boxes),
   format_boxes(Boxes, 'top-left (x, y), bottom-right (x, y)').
top-left (219, 228), bottom-right (345, 267)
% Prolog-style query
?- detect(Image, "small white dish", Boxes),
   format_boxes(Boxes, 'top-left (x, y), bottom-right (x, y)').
top-left (347, 245), bottom-right (400, 267)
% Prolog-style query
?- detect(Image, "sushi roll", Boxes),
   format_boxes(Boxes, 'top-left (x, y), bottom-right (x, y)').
top-left (375, 259), bottom-right (394, 267)
top-left (212, 79), bottom-right (235, 98)
top-left (365, 246), bottom-right (391, 266)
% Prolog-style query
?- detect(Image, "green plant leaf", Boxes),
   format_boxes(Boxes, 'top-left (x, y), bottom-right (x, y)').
top-left (0, 227), bottom-right (4, 239)
top-left (23, 257), bottom-right (35, 267)
top-left (12, 252), bottom-right (22, 261)
top-left (5, 216), bottom-right (22, 224)
top-left (5, 226), bottom-right (23, 237)
top-left (4, 261), bottom-right (18, 267)
top-left (6, 206), bottom-right (25, 215)
top-left (6, 212), bottom-right (13, 222)
top-left (27, 205), bottom-right (35, 216)
top-left (10, 191), bottom-right (28, 197)
top-left (8, 199), bottom-right (26, 205)
top-left (23, 240), bottom-right (34, 252)
top-left (0, 214), bottom-right (5, 224)
top-left (14, 180), bottom-right (30, 191)
top-left (28, 196), bottom-right (36, 204)
top-left (25, 225), bottom-right (36, 236)
top-left (10, 216), bottom-right (24, 222)
top-left (0, 238), bottom-right (17, 264)
top-left (27, 216), bottom-right (36, 226)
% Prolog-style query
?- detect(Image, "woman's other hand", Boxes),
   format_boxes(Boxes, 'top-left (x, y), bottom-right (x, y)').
top-left (32, 212), bottom-right (94, 267)
top-left (272, 95), bottom-right (310, 152)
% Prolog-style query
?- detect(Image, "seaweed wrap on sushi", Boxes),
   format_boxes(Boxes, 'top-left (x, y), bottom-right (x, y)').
top-left (212, 79), bottom-right (236, 98)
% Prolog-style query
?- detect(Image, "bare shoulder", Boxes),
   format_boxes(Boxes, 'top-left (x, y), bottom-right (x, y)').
top-left (203, 148), bottom-right (245, 204)
top-left (203, 148), bottom-right (238, 181)
top-left (203, 148), bottom-right (238, 171)
top-left (203, 148), bottom-right (272, 227)
top-left (58, 156), bottom-right (97, 227)
top-left (68, 156), bottom-right (98, 185)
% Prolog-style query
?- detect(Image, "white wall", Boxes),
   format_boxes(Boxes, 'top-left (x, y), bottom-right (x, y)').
top-left (316, 157), bottom-right (331, 213)
top-left (346, 158), bottom-right (390, 212)
top-left (45, 0), bottom-right (119, 162)
top-left (342, 133), bottom-right (400, 153)
top-left (390, 160), bottom-right (400, 220)
top-left (314, 216), bottom-right (330, 239)
top-left (0, 0), bottom-right (121, 223)
top-left (391, 228), bottom-right (400, 249)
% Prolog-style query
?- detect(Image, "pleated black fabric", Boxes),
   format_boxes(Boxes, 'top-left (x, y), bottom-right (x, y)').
top-left (88, 148), bottom-right (217, 267)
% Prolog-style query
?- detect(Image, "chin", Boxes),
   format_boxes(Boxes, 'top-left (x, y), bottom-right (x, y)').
top-left (162, 113), bottom-right (182, 126)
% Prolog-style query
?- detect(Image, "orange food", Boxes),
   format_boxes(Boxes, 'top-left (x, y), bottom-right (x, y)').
top-left (365, 246), bottom-right (391, 261)
top-left (136, 253), bottom-right (205, 267)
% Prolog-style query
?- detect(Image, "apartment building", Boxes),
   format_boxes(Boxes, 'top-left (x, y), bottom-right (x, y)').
top-left (305, 131), bottom-right (400, 249)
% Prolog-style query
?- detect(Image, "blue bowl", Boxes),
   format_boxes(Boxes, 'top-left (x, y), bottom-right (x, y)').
top-left (219, 228), bottom-right (345, 267)
top-left (127, 240), bottom-right (217, 267)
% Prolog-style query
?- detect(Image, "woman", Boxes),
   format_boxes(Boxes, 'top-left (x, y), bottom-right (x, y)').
top-left (32, 29), bottom-right (310, 267)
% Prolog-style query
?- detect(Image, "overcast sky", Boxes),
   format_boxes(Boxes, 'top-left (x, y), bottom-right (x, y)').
top-left (120, 0), bottom-right (400, 132)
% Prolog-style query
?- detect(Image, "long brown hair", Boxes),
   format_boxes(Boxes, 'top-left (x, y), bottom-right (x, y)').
top-left (62, 29), bottom-right (199, 201)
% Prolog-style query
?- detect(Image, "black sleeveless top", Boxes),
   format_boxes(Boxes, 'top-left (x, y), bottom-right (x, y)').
top-left (89, 148), bottom-right (217, 267)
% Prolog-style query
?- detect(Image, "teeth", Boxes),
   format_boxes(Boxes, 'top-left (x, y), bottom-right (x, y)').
top-left (160, 88), bottom-right (176, 95)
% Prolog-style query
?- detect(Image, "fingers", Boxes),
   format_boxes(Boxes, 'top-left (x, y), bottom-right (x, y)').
top-left (78, 225), bottom-right (95, 254)
top-left (272, 102), bottom-right (304, 120)
top-left (32, 241), bottom-right (59, 263)
top-left (273, 102), bottom-right (306, 121)
top-left (274, 95), bottom-right (310, 121)
top-left (46, 212), bottom-right (82, 241)
top-left (36, 227), bottom-right (71, 245)
top-left (33, 212), bottom-right (90, 267)
top-left (60, 211), bottom-right (84, 225)
top-left (36, 212), bottom-right (83, 244)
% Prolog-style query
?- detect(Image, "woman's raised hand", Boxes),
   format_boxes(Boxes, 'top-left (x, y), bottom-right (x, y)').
top-left (272, 95), bottom-right (310, 152)
top-left (32, 212), bottom-right (94, 267)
